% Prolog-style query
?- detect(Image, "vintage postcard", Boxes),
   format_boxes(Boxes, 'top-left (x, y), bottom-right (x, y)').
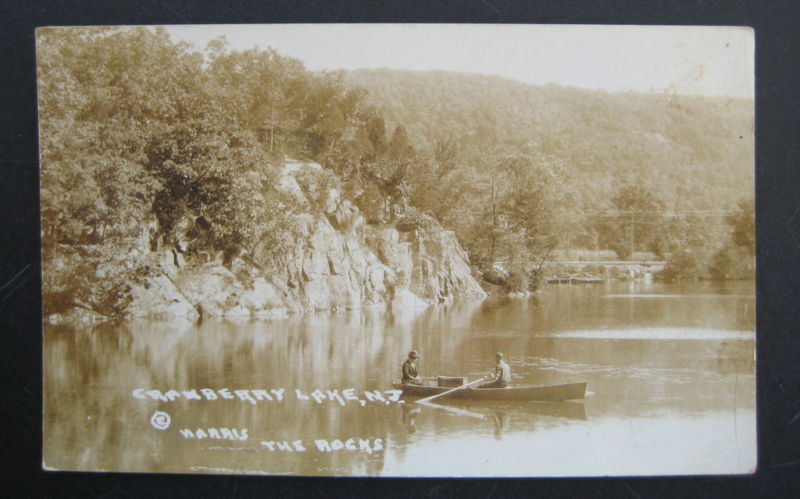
top-left (39, 24), bottom-right (755, 476)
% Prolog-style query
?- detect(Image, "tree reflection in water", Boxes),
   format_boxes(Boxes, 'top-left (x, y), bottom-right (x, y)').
top-left (44, 280), bottom-right (754, 476)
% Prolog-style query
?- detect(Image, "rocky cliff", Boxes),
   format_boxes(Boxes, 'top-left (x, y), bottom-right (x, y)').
top-left (123, 161), bottom-right (486, 320)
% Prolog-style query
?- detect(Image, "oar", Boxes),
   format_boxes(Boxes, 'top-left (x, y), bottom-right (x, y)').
top-left (417, 399), bottom-right (486, 420)
top-left (414, 376), bottom-right (488, 405)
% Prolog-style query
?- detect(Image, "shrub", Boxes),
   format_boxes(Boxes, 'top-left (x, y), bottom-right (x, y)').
top-left (710, 246), bottom-right (755, 280)
top-left (293, 165), bottom-right (341, 210)
top-left (659, 248), bottom-right (708, 282)
top-left (395, 209), bottom-right (440, 233)
top-left (506, 271), bottom-right (530, 293)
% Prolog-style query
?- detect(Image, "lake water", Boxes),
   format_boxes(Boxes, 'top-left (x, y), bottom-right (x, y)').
top-left (43, 280), bottom-right (756, 476)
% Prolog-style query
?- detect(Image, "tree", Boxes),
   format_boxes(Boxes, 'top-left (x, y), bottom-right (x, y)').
top-left (37, 27), bottom-right (188, 315)
top-left (359, 158), bottom-right (412, 220)
top-left (406, 137), bottom-right (468, 225)
top-left (38, 27), bottom-right (307, 314)
top-left (364, 112), bottom-right (387, 159)
top-left (728, 198), bottom-right (755, 255)
top-left (708, 197), bottom-right (755, 280)
top-left (453, 146), bottom-right (573, 286)
top-left (601, 185), bottom-right (666, 260)
top-left (205, 43), bottom-right (305, 162)
top-left (499, 149), bottom-right (573, 275)
top-left (465, 160), bottom-right (506, 267)
top-left (387, 124), bottom-right (415, 159)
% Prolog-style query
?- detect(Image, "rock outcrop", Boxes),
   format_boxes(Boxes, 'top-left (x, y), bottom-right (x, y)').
top-left (124, 161), bottom-right (486, 319)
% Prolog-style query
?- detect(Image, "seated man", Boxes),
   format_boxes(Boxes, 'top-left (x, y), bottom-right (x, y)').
top-left (402, 350), bottom-right (421, 384)
top-left (480, 352), bottom-right (511, 388)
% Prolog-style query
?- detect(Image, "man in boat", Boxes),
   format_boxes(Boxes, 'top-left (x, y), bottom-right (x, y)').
top-left (402, 350), bottom-right (421, 384)
top-left (479, 352), bottom-right (511, 388)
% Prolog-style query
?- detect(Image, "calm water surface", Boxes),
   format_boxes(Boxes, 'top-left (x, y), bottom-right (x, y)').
top-left (44, 280), bottom-right (755, 476)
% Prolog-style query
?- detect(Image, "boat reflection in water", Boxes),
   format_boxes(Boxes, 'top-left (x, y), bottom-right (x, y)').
top-left (399, 397), bottom-right (588, 441)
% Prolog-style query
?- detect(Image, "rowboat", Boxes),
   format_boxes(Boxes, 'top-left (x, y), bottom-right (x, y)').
top-left (392, 380), bottom-right (587, 401)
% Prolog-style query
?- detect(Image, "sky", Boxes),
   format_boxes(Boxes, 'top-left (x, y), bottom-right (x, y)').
top-left (165, 24), bottom-right (754, 98)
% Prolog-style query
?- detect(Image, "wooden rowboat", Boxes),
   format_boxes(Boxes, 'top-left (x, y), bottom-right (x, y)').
top-left (392, 380), bottom-right (587, 401)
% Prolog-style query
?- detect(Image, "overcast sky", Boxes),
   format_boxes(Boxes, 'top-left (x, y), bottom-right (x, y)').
top-left (165, 24), bottom-right (754, 98)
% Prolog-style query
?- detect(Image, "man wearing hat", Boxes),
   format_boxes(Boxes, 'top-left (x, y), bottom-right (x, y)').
top-left (480, 352), bottom-right (511, 389)
top-left (402, 350), bottom-right (421, 384)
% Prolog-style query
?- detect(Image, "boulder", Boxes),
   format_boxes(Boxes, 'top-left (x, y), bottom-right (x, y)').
top-left (392, 288), bottom-right (429, 309)
top-left (127, 275), bottom-right (199, 320)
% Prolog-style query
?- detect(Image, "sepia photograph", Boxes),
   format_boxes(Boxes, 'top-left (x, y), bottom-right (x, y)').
top-left (38, 24), bottom-right (755, 477)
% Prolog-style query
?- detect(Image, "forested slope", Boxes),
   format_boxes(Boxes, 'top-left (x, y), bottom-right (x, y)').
top-left (345, 68), bottom-right (753, 212)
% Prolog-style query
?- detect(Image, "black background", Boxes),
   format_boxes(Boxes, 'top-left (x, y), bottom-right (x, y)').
top-left (1, 1), bottom-right (798, 497)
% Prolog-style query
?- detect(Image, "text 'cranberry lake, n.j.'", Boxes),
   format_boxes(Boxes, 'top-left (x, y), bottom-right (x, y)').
top-left (132, 387), bottom-right (406, 406)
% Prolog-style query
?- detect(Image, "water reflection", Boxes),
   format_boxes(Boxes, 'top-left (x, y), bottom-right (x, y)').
top-left (491, 410), bottom-right (510, 440)
top-left (401, 405), bottom-right (421, 434)
top-left (44, 280), bottom-right (755, 476)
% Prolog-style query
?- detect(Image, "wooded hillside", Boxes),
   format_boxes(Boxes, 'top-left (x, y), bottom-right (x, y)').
top-left (344, 69), bottom-right (755, 280)
top-left (38, 28), bottom-right (755, 319)
top-left (345, 68), bottom-right (754, 212)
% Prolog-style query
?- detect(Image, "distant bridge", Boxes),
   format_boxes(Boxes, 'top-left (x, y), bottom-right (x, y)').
top-left (540, 260), bottom-right (667, 269)
top-left (494, 260), bottom-right (669, 268)
top-left (494, 260), bottom-right (669, 274)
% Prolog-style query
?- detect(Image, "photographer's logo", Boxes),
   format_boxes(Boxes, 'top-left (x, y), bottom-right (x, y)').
top-left (150, 411), bottom-right (171, 430)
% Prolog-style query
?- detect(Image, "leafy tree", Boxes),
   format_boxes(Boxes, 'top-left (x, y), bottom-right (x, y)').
top-left (451, 146), bottom-right (574, 287)
top-left (728, 198), bottom-right (755, 255)
top-left (600, 186), bottom-right (666, 260)
top-left (38, 27), bottom-right (309, 314)
top-left (496, 149), bottom-right (574, 283)
top-left (708, 197), bottom-right (755, 280)
top-left (387, 124), bottom-right (415, 159)
top-left (38, 27), bottom-right (181, 314)
top-left (359, 158), bottom-right (412, 220)
top-left (364, 112), bottom-right (387, 159)
top-left (710, 246), bottom-right (754, 280)
top-left (204, 42), bottom-right (304, 162)
top-left (406, 137), bottom-right (469, 225)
